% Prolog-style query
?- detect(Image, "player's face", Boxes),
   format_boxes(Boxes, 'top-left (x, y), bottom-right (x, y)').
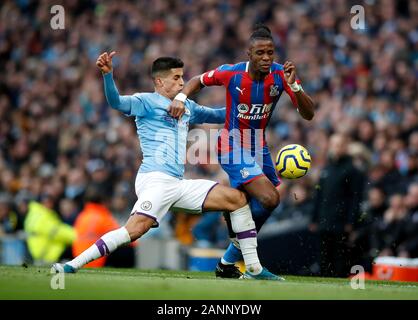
top-left (159, 68), bottom-right (184, 99)
top-left (248, 39), bottom-right (275, 73)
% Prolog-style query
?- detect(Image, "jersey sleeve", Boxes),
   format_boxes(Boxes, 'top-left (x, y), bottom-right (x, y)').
top-left (188, 100), bottom-right (226, 124)
top-left (200, 64), bottom-right (232, 87)
top-left (103, 73), bottom-right (150, 117)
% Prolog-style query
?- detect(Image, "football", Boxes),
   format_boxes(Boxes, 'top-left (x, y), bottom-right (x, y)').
top-left (275, 144), bottom-right (311, 179)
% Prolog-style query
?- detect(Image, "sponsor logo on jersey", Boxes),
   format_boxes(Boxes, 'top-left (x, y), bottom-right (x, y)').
top-left (237, 103), bottom-right (250, 114)
top-left (236, 103), bottom-right (273, 120)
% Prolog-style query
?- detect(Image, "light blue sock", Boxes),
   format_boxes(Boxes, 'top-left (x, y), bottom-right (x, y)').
top-left (221, 242), bottom-right (243, 264)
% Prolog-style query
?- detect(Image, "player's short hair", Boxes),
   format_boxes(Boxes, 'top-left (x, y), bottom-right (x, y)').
top-left (151, 57), bottom-right (184, 77)
top-left (250, 23), bottom-right (273, 42)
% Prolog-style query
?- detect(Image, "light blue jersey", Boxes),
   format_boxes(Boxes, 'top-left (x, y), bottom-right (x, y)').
top-left (103, 73), bottom-right (225, 178)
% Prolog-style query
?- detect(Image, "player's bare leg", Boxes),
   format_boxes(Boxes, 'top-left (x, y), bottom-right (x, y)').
top-left (124, 214), bottom-right (156, 240)
top-left (203, 184), bottom-right (283, 280)
top-left (53, 214), bottom-right (154, 273)
top-left (243, 176), bottom-right (280, 210)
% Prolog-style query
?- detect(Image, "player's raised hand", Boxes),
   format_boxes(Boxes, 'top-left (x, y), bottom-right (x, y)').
top-left (96, 51), bottom-right (116, 74)
top-left (283, 61), bottom-right (296, 84)
top-left (168, 99), bottom-right (186, 119)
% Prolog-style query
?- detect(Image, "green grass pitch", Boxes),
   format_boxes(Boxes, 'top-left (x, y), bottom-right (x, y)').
top-left (1, 265), bottom-right (418, 300)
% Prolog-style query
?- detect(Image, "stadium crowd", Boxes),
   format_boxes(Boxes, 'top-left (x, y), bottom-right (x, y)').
top-left (0, 0), bottom-right (417, 275)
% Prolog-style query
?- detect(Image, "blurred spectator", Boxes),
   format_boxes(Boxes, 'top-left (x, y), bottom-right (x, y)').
top-left (86, 158), bottom-right (113, 198)
top-left (276, 184), bottom-right (313, 221)
top-left (0, 193), bottom-right (19, 235)
top-left (111, 191), bottom-right (132, 226)
top-left (65, 168), bottom-right (88, 209)
top-left (369, 194), bottom-right (409, 258)
top-left (397, 183), bottom-right (418, 258)
top-left (174, 213), bottom-right (200, 246)
top-left (192, 212), bottom-right (229, 248)
top-left (348, 186), bottom-right (388, 271)
top-left (59, 198), bottom-right (79, 226)
top-left (347, 142), bottom-right (372, 173)
top-left (13, 190), bottom-right (34, 230)
top-left (374, 149), bottom-right (408, 196)
top-left (309, 134), bottom-right (366, 277)
top-left (24, 194), bottom-right (76, 264)
top-left (361, 187), bottom-right (388, 222)
top-left (72, 184), bottom-right (135, 268)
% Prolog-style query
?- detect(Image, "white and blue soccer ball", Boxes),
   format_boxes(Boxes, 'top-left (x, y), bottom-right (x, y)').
top-left (275, 144), bottom-right (311, 179)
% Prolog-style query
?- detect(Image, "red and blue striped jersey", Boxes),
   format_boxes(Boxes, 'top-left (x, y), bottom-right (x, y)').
top-left (200, 61), bottom-right (301, 153)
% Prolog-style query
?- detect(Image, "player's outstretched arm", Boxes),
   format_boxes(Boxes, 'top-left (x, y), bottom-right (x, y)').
top-left (201, 106), bottom-right (226, 124)
top-left (97, 52), bottom-right (142, 116)
top-left (181, 75), bottom-right (205, 97)
top-left (284, 61), bottom-right (315, 121)
top-left (190, 101), bottom-right (226, 125)
top-left (168, 75), bottom-right (205, 119)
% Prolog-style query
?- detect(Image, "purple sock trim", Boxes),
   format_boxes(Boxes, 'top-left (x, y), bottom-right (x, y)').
top-left (130, 211), bottom-right (160, 228)
top-left (95, 239), bottom-right (110, 256)
top-left (236, 228), bottom-right (257, 240)
top-left (201, 182), bottom-right (219, 211)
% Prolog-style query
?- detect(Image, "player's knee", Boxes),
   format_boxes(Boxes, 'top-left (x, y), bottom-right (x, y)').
top-left (128, 223), bottom-right (150, 240)
top-left (259, 191), bottom-right (280, 210)
top-left (125, 216), bottom-right (153, 240)
top-left (227, 189), bottom-right (247, 211)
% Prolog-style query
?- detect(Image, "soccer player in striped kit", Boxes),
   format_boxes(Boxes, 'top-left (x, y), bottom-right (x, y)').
top-left (169, 24), bottom-right (315, 278)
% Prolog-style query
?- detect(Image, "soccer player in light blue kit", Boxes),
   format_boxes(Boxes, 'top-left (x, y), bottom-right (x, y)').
top-left (53, 52), bottom-right (281, 280)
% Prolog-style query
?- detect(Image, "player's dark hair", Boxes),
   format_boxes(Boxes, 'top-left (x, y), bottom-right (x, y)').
top-left (250, 23), bottom-right (273, 42)
top-left (151, 57), bottom-right (184, 77)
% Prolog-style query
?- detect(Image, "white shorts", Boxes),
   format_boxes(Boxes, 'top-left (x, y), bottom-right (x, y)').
top-left (131, 171), bottom-right (218, 227)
